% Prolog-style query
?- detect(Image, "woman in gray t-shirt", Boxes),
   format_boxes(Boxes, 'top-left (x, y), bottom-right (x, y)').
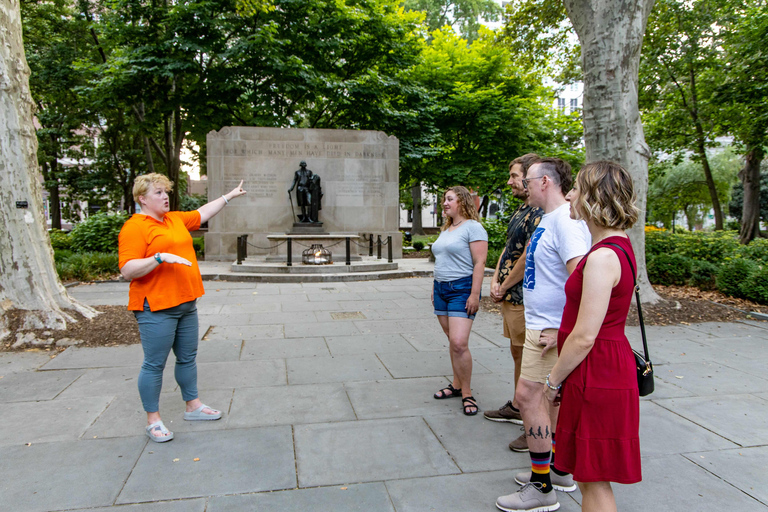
top-left (430, 186), bottom-right (488, 415)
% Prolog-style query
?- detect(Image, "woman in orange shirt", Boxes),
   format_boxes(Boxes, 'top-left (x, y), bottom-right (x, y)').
top-left (119, 173), bottom-right (246, 442)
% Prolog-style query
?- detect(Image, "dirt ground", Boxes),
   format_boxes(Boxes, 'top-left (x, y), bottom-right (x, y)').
top-left (1, 283), bottom-right (766, 353)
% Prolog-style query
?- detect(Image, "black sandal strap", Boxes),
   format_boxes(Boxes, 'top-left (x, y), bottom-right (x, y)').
top-left (434, 384), bottom-right (462, 399)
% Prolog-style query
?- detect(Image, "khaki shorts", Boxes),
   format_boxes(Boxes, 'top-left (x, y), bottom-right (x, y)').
top-left (520, 328), bottom-right (559, 384)
top-left (501, 302), bottom-right (525, 349)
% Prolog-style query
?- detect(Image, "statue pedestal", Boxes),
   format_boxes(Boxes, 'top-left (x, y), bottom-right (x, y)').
top-left (265, 233), bottom-right (363, 262)
top-left (290, 222), bottom-right (324, 234)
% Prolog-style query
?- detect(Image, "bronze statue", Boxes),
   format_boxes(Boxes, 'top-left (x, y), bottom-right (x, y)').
top-left (288, 161), bottom-right (322, 223)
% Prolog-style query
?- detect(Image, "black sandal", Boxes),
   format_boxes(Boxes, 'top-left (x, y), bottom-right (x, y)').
top-left (462, 396), bottom-right (479, 416)
top-left (434, 384), bottom-right (462, 399)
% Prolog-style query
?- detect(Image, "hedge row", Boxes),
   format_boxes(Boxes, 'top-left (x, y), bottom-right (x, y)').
top-left (646, 231), bottom-right (768, 304)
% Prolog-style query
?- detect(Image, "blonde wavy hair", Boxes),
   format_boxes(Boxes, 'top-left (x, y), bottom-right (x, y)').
top-left (133, 173), bottom-right (174, 203)
top-left (442, 186), bottom-right (480, 230)
top-left (573, 161), bottom-right (639, 230)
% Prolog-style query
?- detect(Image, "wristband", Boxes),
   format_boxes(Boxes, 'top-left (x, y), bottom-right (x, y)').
top-left (545, 374), bottom-right (561, 391)
top-left (154, 253), bottom-right (163, 264)
top-left (221, 195), bottom-right (229, 205)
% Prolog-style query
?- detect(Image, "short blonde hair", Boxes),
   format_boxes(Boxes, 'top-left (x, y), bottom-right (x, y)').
top-left (133, 173), bottom-right (173, 203)
top-left (574, 161), bottom-right (639, 230)
top-left (442, 186), bottom-right (480, 230)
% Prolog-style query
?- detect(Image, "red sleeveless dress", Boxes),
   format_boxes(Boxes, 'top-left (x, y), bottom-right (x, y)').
top-left (554, 235), bottom-right (642, 484)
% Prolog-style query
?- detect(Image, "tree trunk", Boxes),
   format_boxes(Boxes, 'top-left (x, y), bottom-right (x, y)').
top-left (563, 0), bottom-right (661, 303)
top-left (411, 182), bottom-right (425, 235)
top-left (739, 145), bottom-right (763, 244)
top-left (479, 195), bottom-right (489, 218)
top-left (0, 0), bottom-right (96, 341)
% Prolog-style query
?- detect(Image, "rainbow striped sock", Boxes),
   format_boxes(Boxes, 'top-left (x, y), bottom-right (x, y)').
top-left (529, 450), bottom-right (553, 492)
top-left (551, 434), bottom-right (568, 476)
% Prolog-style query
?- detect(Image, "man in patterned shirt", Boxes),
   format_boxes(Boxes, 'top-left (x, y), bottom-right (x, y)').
top-left (485, 153), bottom-right (543, 452)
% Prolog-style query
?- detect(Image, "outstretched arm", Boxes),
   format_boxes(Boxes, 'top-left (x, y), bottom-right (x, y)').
top-left (198, 180), bottom-right (246, 224)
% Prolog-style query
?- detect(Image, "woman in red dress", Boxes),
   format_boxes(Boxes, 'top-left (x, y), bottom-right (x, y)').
top-left (544, 161), bottom-right (641, 511)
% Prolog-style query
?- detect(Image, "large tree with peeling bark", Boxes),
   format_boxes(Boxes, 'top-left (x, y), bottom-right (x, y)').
top-left (562, 0), bottom-right (660, 301)
top-left (0, 0), bottom-right (95, 342)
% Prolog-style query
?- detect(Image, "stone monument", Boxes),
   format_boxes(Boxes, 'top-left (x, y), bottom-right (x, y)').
top-left (205, 127), bottom-right (401, 262)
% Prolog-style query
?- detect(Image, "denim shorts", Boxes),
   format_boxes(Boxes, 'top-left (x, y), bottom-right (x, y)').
top-left (433, 275), bottom-right (478, 320)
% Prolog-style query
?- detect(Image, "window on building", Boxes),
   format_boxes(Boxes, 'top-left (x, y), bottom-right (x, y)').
top-left (557, 98), bottom-right (566, 110)
top-left (570, 98), bottom-right (578, 113)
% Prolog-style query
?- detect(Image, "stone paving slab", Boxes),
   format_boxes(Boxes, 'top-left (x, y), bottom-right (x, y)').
top-left (195, 339), bottom-right (243, 363)
top-left (206, 324), bottom-right (284, 340)
top-left (0, 437), bottom-right (146, 512)
top-left (314, 308), bottom-right (385, 321)
top-left (287, 354), bottom-right (391, 384)
top-left (685, 321), bottom-right (768, 338)
top-left (80, 499), bottom-right (207, 512)
top-left (470, 347), bottom-right (519, 373)
top-left (0, 396), bottom-right (112, 446)
top-left (219, 302), bottom-right (282, 314)
top-left (294, 417), bottom-right (460, 487)
top-left (207, 482), bottom-right (395, 512)
top-left (376, 351), bottom-right (491, 379)
top-left (0, 369), bottom-right (83, 402)
top-left (280, 300), bottom-right (343, 312)
top-left (655, 394), bottom-right (768, 447)
top-left (117, 427), bottom-right (296, 503)
top-left (0, 351), bottom-right (51, 373)
top-left (344, 377), bottom-right (458, 420)
top-left (614, 454), bottom-right (767, 511)
top-left (684, 446), bottom-right (768, 506)
top-left (353, 319), bottom-right (443, 335)
top-left (228, 383), bottom-right (355, 428)
top-left (41, 345), bottom-right (144, 370)
top-left (56, 367), bottom-right (175, 400)
top-left (284, 320), bottom-right (363, 338)
top-left (638, 401), bottom-right (739, 456)
top-left (385, 469), bottom-right (583, 512)
top-left (241, 337), bottom-right (330, 360)
top-left (325, 333), bottom-right (417, 356)
top-left (399, 331), bottom-right (498, 351)
top-left (425, 413), bottom-right (530, 472)
top-left (654, 361), bottom-right (768, 395)
top-left (84, 388), bottom-right (234, 439)
top-left (196, 360), bottom-right (286, 388)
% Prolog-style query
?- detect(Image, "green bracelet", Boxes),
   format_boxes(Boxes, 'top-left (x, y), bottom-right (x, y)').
top-left (154, 253), bottom-right (163, 264)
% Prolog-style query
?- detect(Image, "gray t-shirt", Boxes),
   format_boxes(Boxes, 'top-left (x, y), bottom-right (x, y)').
top-left (431, 220), bottom-right (488, 282)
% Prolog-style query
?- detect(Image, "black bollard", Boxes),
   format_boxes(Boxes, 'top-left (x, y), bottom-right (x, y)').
top-left (369, 234), bottom-right (373, 256)
top-left (236, 236), bottom-right (243, 265)
top-left (287, 238), bottom-right (292, 267)
top-left (377, 235), bottom-right (382, 259)
top-left (387, 236), bottom-right (393, 263)
top-left (346, 237), bottom-right (351, 265)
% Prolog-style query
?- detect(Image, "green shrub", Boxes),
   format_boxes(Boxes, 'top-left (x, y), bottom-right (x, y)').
top-left (413, 241), bottom-right (425, 251)
top-left (739, 266), bottom-right (768, 304)
top-left (717, 258), bottom-right (760, 298)
top-left (48, 229), bottom-right (72, 250)
top-left (179, 193), bottom-right (208, 211)
top-left (645, 231), bottom-right (741, 264)
top-left (689, 260), bottom-right (719, 291)
top-left (481, 218), bottom-right (507, 251)
top-left (54, 251), bottom-right (119, 281)
top-left (486, 247), bottom-right (503, 268)
top-left (69, 212), bottom-right (129, 253)
top-left (647, 253), bottom-right (693, 286)
top-left (192, 236), bottom-right (205, 259)
top-left (736, 238), bottom-right (768, 264)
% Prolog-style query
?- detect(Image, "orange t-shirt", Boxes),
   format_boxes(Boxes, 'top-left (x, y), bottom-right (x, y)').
top-left (118, 211), bottom-right (205, 311)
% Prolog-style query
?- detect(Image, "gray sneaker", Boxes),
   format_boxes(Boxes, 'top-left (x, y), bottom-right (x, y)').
top-left (484, 400), bottom-right (524, 425)
top-left (515, 471), bottom-right (577, 492)
top-left (509, 431), bottom-right (529, 452)
top-left (496, 482), bottom-right (560, 512)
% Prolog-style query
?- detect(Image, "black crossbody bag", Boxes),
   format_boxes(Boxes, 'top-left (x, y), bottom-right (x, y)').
top-left (604, 243), bottom-right (654, 397)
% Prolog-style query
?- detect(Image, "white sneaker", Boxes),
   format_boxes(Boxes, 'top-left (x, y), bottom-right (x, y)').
top-left (496, 482), bottom-right (560, 512)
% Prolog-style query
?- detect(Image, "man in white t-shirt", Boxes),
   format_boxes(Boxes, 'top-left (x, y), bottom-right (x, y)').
top-left (496, 158), bottom-right (590, 512)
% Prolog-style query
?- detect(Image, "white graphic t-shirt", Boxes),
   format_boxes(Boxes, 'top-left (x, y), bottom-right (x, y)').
top-left (522, 203), bottom-right (590, 330)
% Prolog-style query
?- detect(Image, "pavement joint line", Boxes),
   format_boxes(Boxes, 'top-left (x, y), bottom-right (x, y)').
top-left (342, 383), bottom-right (359, 421)
top-left (420, 416), bottom-right (463, 475)
top-left (291, 424), bottom-right (299, 490)
top-left (376, 352), bottom-right (396, 380)
top-left (650, 398), bottom-right (745, 448)
top-left (681, 452), bottom-right (768, 508)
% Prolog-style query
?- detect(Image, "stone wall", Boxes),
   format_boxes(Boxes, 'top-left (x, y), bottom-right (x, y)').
top-left (206, 127), bottom-right (401, 261)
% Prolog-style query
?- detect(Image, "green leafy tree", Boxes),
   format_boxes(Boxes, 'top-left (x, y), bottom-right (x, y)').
top-left (404, 0), bottom-right (502, 41)
top-left (640, 0), bottom-right (729, 230)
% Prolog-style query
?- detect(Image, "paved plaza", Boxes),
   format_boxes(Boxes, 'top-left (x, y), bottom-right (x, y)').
top-left (1, 271), bottom-right (767, 511)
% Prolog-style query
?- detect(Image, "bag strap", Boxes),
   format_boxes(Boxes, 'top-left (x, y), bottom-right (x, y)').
top-left (602, 242), bottom-right (650, 363)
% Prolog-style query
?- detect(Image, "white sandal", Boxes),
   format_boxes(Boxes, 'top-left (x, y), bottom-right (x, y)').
top-left (183, 404), bottom-right (222, 421)
top-left (145, 420), bottom-right (174, 443)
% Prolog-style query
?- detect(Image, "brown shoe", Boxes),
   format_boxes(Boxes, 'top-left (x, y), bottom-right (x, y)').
top-left (509, 431), bottom-right (529, 452)
top-left (483, 400), bottom-right (523, 425)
